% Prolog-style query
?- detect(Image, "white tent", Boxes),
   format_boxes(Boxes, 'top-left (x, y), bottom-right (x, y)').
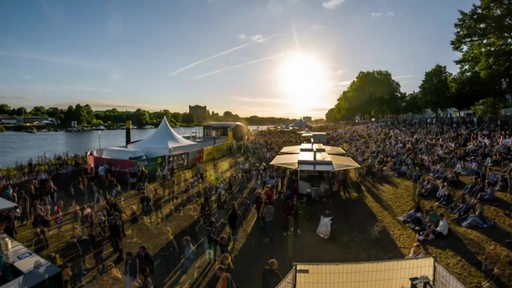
top-left (128, 117), bottom-right (201, 157)
top-left (96, 147), bottom-right (146, 160)
top-left (0, 197), bottom-right (18, 212)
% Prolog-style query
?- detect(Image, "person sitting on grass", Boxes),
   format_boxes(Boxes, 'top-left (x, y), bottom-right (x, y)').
top-left (417, 213), bottom-right (448, 241)
top-left (406, 243), bottom-right (425, 258)
top-left (398, 203), bottom-right (423, 224)
top-left (461, 208), bottom-right (487, 228)
top-left (477, 181), bottom-right (496, 202)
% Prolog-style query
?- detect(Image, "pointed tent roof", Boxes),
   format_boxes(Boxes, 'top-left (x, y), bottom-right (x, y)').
top-left (128, 117), bottom-right (200, 157)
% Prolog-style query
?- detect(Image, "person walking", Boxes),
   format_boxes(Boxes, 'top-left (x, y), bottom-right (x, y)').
top-left (228, 203), bottom-right (241, 241)
top-left (261, 201), bottom-right (275, 242)
top-left (262, 259), bottom-right (281, 288)
top-left (124, 251), bottom-right (139, 288)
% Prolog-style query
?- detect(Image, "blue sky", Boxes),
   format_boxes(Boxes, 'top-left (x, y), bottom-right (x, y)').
top-left (0, 0), bottom-right (476, 118)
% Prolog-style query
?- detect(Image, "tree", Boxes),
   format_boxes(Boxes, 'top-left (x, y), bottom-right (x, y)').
top-left (30, 106), bottom-right (47, 117)
top-left (11, 107), bottom-right (27, 116)
top-left (418, 64), bottom-right (452, 112)
top-left (130, 109), bottom-right (151, 128)
top-left (181, 113), bottom-right (194, 125)
top-left (325, 70), bottom-right (404, 121)
top-left (0, 104), bottom-right (11, 115)
top-left (402, 92), bottom-right (423, 114)
top-left (449, 71), bottom-right (492, 111)
top-left (451, 0), bottom-right (512, 95)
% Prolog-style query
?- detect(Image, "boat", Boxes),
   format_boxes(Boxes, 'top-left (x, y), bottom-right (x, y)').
top-left (143, 125), bottom-right (155, 129)
top-left (92, 125), bottom-right (106, 131)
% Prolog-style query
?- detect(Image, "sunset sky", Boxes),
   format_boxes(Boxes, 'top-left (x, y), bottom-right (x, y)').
top-left (0, 0), bottom-right (476, 118)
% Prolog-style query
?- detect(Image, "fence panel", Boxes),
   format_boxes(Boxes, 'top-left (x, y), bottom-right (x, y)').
top-left (434, 261), bottom-right (466, 288)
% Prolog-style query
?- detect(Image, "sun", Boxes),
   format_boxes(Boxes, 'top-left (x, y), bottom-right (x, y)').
top-left (278, 52), bottom-right (329, 114)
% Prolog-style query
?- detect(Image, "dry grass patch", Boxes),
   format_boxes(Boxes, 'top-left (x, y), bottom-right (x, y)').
top-left (358, 174), bottom-right (512, 288)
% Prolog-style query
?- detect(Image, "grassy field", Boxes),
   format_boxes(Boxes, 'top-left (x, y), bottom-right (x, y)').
top-left (356, 173), bottom-right (512, 288)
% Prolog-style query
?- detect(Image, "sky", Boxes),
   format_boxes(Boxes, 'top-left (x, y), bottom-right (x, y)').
top-left (0, 0), bottom-right (477, 118)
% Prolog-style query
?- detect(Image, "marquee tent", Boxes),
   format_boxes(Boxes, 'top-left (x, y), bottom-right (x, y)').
top-left (0, 197), bottom-right (18, 212)
top-left (128, 117), bottom-right (201, 157)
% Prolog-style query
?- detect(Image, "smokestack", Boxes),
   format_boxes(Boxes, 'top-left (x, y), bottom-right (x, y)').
top-left (125, 120), bottom-right (132, 146)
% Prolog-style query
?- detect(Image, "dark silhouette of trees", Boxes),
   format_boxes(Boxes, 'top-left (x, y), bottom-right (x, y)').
top-left (418, 64), bottom-right (452, 113)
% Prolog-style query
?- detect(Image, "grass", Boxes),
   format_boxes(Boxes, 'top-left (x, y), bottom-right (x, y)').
top-left (357, 173), bottom-right (512, 288)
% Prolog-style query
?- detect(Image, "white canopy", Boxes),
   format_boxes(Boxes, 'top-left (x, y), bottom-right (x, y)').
top-left (280, 144), bottom-right (345, 155)
top-left (128, 118), bottom-right (201, 157)
top-left (96, 147), bottom-right (145, 160)
top-left (270, 152), bottom-right (360, 171)
top-left (0, 197), bottom-right (18, 212)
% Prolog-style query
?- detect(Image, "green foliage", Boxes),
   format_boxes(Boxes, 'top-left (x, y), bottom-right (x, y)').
top-left (0, 104), bottom-right (11, 114)
top-left (403, 92), bottom-right (423, 114)
top-left (326, 70), bottom-right (404, 121)
top-left (181, 112), bottom-right (194, 125)
top-left (471, 97), bottom-right (505, 116)
top-left (418, 64), bottom-right (452, 112)
top-left (451, 0), bottom-right (512, 95)
top-left (449, 72), bottom-right (493, 110)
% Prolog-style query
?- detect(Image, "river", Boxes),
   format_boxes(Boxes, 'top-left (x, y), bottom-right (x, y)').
top-left (0, 126), bottom-right (269, 167)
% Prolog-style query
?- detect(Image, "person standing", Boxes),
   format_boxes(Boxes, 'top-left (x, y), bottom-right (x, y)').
top-left (228, 203), bottom-right (241, 241)
top-left (181, 236), bottom-right (196, 273)
top-left (124, 252), bottom-right (139, 288)
top-left (214, 265), bottom-right (236, 288)
top-left (137, 245), bottom-right (155, 277)
top-left (262, 259), bottom-right (281, 288)
top-left (261, 201), bottom-right (275, 243)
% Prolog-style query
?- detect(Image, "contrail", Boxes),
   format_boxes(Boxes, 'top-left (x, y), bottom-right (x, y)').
top-left (192, 54), bottom-right (283, 79)
top-left (170, 34), bottom-right (278, 76)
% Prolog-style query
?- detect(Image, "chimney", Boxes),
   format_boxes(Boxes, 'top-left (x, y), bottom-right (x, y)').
top-left (125, 120), bottom-right (132, 146)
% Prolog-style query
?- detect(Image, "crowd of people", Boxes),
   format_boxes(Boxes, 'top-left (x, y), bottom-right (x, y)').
top-left (2, 116), bottom-right (511, 287)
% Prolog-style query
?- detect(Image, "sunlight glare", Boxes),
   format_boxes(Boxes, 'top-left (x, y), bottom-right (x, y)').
top-left (278, 52), bottom-right (329, 114)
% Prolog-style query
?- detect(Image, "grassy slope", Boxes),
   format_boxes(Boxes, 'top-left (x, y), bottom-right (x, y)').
top-left (358, 174), bottom-right (512, 288)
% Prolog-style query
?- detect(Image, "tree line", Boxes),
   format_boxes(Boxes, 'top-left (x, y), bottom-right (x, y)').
top-left (326, 0), bottom-right (512, 122)
top-left (0, 103), bottom-right (300, 128)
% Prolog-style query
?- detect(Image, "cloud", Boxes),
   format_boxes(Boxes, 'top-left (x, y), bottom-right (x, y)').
top-left (50, 99), bottom-right (165, 111)
top-left (394, 74), bottom-right (417, 80)
top-left (34, 86), bottom-right (113, 93)
top-left (193, 54), bottom-right (282, 79)
top-left (0, 50), bottom-right (110, 70)
top-left (371, 11), bottom-right (394, 18)
top-left (232, 97), bottom-right (287, 104)
top-left (322, 0), bottom-right (346, 10)
top-left (238, 34), bottom-right (246, 40)
top-left (0, 94), bottom-right (32, 100)
top-left (250, 35), bottom-right (264, 43)
top-left (107, 14), bottom-right (124, 36)
top-left (332, 80), bottom-right (352, 88)
top-left (170, 34), bottom-right (277, 76)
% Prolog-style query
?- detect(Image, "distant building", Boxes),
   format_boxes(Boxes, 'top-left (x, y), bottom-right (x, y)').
top-left (302, 116), bottom-right (312, 123)
top-left (188, 105), bottom-right (209, 123)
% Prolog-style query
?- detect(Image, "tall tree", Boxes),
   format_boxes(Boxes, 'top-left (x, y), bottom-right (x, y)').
top-left (326, 70), bottom-right (403, 121)
top-left (402, 92), bottom-right (423, 114)
top-left (0, 104), bottom-right (11, 115)
top-left (451, 0), bottom-right (512, 95)
top-left (418, 64), bottom-right (452, 112)
top-left (30, 106), bottom-right (47, 116)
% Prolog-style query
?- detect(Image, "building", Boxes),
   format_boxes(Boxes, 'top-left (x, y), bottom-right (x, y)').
top-left (188, 105), bottom-right (209, 123)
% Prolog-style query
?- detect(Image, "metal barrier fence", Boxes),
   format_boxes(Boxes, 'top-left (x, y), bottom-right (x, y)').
top-left (434, 261), bottom-right (466, 288)
top-left (277, 257), bottom-right (465, 288)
